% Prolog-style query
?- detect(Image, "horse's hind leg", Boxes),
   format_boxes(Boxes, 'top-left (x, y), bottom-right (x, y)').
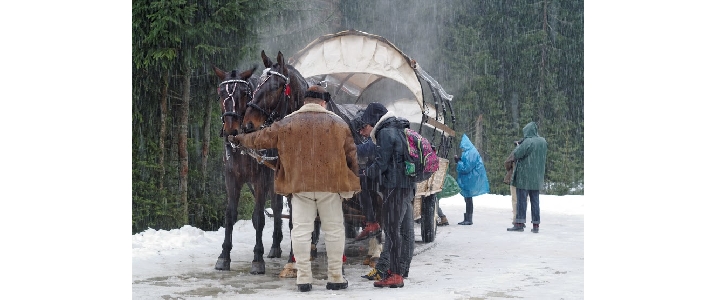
top-left (310, 218), bottom-right (320, 261)
top-left (267, 193), bottom-right (284, 258)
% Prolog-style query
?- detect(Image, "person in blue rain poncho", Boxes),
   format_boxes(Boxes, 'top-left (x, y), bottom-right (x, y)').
top-left (454, 134), bottom-right (490, 225)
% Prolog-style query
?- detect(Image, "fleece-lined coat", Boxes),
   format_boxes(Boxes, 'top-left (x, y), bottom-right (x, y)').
top-left (510, 122), bottom-right (548, 191)
top-left (365, 111), bottom-right (414, 189)
top-left (234, 103), bottom-right (361, 196)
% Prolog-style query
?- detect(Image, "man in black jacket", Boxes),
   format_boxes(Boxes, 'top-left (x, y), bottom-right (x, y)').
top-left (362, 102), bottom-right (414, 288)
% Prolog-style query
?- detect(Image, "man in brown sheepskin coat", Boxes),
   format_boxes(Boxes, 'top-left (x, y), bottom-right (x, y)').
top-left (231, 85), bottom-right (360, 292)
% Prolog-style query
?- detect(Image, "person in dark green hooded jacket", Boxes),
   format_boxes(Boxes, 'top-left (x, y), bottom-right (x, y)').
top-left (507, 122), bottom-right (548, 233)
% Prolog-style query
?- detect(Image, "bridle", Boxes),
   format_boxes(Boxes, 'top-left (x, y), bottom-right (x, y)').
top-left (217, 75), bottom-right (279, 165)
top-left (247, 69), bottom-right (295, 130)
top-left (218, 78), bottom-right (253, 133)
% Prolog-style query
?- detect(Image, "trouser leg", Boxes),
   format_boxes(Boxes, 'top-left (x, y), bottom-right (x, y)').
top-left (381, 187), bottom-right (408, 275)
top-left (314, 191), bottom-right (346, 283)
top-left (291, 192), bottom-right (318, 285)
top-left (399, 193), bottom-right (414, 276)
top-left (464, 197), bottom-right (473, 214)
top-left (529, 190), bottom-right (540, 224)
top-left (510, 185), bottom-right (517, 223)
top-left (515, 188), bottom-right (528, 224)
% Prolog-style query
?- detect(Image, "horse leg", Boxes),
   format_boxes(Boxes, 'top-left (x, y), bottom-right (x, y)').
top-left (279, 195), bottom-right (297, 278)
top-left (215, 177), bottom-right (240, 270)
top-left (267, 193), bottom-right (284, 258)
top-left (310, 217), bottom-right (320, 261)
top-left (250, 194), bottom-right (266, 275)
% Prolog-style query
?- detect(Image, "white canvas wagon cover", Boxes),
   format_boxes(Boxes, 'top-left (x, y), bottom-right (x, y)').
top-left (288, 29), bottom-right (454, 136)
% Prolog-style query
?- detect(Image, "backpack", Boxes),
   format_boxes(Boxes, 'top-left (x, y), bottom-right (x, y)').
top-left (402, 128), bottom-right (440, 182)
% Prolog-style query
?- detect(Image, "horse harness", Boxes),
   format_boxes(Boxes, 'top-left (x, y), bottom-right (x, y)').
top-left (248, 69), bottom-right (298, 130)
top-left (217, 76), bottom-right (279, 167)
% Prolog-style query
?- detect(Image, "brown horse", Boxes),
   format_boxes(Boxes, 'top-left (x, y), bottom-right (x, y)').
top-left (212, 65), bottom-right (286, 274)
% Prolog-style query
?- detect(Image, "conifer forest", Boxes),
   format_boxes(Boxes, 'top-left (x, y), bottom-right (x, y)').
top-left (132, 0), bottom-right (583, 234)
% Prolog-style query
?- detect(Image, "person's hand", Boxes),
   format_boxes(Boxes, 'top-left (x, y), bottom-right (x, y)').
top-left (453, 155), bottom-right (460, 163)
top-left (228, 134), bottom-right (243, 144)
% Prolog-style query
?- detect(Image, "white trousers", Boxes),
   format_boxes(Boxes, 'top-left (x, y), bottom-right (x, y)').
top-left (292, 191), bottom-right (345, 284)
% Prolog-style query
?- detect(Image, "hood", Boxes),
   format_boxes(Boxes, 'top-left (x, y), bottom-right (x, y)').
top-left (361, 102), bottom-right (388, 127)
top-left (522, 122), bottom-right (539, 138)
top-left (459, 134), bottom-right (477, 152)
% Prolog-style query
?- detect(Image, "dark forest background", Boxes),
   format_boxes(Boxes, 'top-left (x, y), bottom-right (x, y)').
top-left (132, 0), bottom-right (583, 234)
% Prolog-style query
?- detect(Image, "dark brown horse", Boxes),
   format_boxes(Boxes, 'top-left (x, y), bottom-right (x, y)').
top-left (212, 65), bottom-right (286, 274)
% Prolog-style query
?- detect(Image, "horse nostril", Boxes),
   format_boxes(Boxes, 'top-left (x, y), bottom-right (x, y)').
top-left (230, 129), bottom-right (238, 136)
top-left (243, 123), bottom-right (254, 133)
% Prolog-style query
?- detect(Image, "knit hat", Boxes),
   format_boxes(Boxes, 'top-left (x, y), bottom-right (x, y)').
top-left (304, 85), bottom-right (331, 102)
top-left (360, 102), bottom-right (388, 127)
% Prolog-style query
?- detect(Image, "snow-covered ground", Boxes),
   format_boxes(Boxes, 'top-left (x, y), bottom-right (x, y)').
top-left (132, 193), bottom-right (584, 299)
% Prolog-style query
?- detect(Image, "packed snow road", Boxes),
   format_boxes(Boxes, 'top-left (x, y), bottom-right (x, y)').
top-left (132, 194), bottom-right (584, 299)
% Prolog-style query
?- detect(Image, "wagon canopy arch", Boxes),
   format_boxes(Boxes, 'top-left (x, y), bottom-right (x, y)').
top-left (288, 30), bottom-right (454, 136)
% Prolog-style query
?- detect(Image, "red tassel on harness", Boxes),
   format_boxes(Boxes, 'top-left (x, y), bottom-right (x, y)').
top-left (284, 85), bottom-right (291, 96)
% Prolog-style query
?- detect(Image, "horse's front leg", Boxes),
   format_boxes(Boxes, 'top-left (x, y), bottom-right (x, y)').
top-left (215, 171), bottom-right (239, 270)
top-left (250, 192), bottom-right (266, 275)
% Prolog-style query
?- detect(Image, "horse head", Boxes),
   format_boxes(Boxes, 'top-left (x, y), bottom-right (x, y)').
top-left (213, 65), bottom-right (258, 138)
top-left (242, 50), bottom-right (307, 133)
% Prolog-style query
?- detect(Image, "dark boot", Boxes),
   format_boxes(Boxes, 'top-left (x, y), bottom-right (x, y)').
top-left (326, 280), bottom-right (348, 290)
top-left (458, 213), bottom-right (473, 225)
top-left (297, 283), bottom-right (312, 292)
top-left (507, 223), bottom-right (524, 232)
top-left (531, 224), bottom-right (539, 233)
top-left (457, 213), bottom-right (466, 225)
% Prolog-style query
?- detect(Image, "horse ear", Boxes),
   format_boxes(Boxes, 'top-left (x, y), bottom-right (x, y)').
top-left (212, 66), bottom-right (226, 80)
top-left (240, 66), bottom-right (255, 80)
top-left (262, 50), bottom-right (272, 68)
top-left (277, 51), bottom-right (287, 73)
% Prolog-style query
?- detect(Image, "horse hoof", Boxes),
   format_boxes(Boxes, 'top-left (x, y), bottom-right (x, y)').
top-left (251, 261), bottom-right (266, 274)
top-left (215, 257), bottom-right (231, 270)
top-left (279, 263), bottom-right (297, 278)
top-left (268, 247), bottom-right (282, 258)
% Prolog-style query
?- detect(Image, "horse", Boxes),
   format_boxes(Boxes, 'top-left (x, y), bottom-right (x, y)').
top-left (212, 65), bottom-right (286, 275)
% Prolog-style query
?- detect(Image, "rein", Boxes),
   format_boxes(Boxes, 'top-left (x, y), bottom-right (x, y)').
top-left (225, 141), bottom-right (278, 170)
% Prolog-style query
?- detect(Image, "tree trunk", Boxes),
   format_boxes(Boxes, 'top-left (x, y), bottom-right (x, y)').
top-left (538, 0), bottom-right (548, 127)
top-left (159, 70), bottom-right (168, 203)
top-left (474, 114), bottom-right (484, 156)
top-left (201, 86), bottom-right (212, 193)
top-left (178, 70), bottom-right (190, 225)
